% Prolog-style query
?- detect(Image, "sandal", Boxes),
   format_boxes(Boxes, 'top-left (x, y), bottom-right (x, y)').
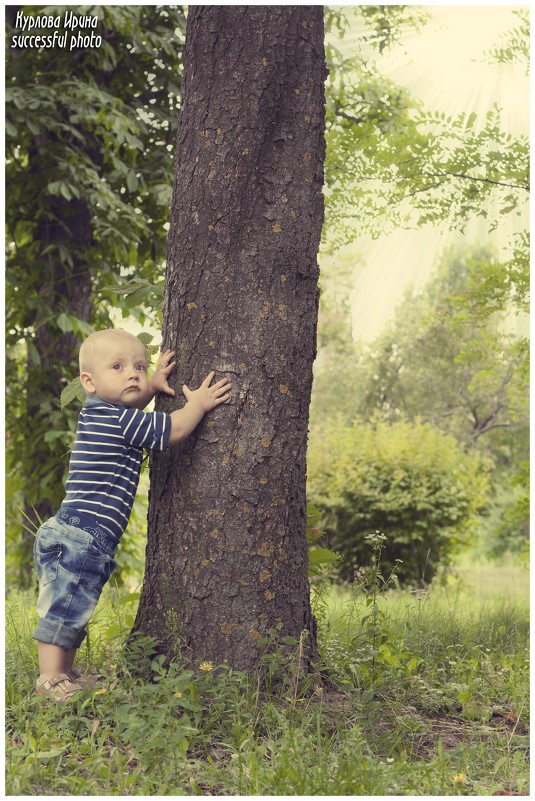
top-left (36, 672), bottom-right (83, 702)
top-left (67, 666), bottom-right (102, 690)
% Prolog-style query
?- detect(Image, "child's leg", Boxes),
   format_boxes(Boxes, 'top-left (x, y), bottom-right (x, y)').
top-left (37, 641), bottom-right (77, 681)
top-left (65, 647), bottom-right (77, 673)
top-left (33, 518), bottom-right (116, 690)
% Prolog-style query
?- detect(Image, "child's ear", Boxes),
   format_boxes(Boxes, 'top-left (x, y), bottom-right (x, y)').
top-left (80, 372), bottom-right (95, 394)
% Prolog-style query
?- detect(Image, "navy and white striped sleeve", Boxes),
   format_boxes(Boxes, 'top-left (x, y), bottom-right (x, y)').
top-left (117, 407), bottom-right (171, 452)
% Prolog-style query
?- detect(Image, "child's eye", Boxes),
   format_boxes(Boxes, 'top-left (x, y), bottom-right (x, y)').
top-left (135, 364), bottom-right (146, 372)
top-left (112, 363), bottom-right (122, 371)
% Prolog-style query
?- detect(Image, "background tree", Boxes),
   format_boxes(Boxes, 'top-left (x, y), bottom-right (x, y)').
top-left (132, 6), bottom-right (327, 672)
top-left (355, 246), bottom-right (527, 450)
top-left (310, 243), bottom-right (529, 561)
top-left (311, 7), bottom-right (529, 567)
top-left (5, 5), bottom-right (186, 583)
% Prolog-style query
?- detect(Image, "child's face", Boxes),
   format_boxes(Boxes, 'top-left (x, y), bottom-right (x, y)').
top-left (80, 335), bottom-right (149, 406)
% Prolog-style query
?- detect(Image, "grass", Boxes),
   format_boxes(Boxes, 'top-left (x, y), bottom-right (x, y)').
top-left (5, 559), bottom-right (529, 796)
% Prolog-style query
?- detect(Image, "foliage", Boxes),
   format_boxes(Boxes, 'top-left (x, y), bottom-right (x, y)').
top-left (323, 8), bottom-right (529, 247)
top-left (326, 5), bottom-right (430, 57)
top-left (5, 561), bottom-right (529, 795)
top-left (315, 11), bottom-right (529, 570)
top-left (307, 417), bottom-right (489, 585)
top-left (472, 468), bottom-right (530, 561)
top-left (355, 6), bottom-right (430, 54)
top-left (311, 240), bottom-right (529, 562)
top-left (340, 531), bottom-right (417, 689)
top-left (316, 246), bottom-right (363, 352)
top-left (449, 232), bottom-right (529, 323)
top-left (326, 103), bottom-right (528, 246)
top-left (320, 564), bottom-right (528, 740)
top-left (5, 5), bottom-right (186, 581)
top-left (483, 8), bottom-right (530, 75)
top-left (6, 6), bottom-right (184, 268)
top-left (361, 247), bottom-right (527, 449)
top-left (441, 236), bottom-right (529, 498)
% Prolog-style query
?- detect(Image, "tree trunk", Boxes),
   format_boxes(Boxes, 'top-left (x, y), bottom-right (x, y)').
top-left (133, 6), bottom-right (327, 673)
top-left (20, 199), bottom-right (93, 586)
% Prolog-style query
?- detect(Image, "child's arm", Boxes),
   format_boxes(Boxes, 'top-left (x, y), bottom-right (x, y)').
top-left (169, 371), bottom-right (231, 444)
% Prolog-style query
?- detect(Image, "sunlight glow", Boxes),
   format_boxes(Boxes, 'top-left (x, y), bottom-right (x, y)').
top-left (346, 5), bottom-right (529, 341)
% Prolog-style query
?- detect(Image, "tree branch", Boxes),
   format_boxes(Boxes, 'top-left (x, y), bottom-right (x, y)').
top-left (422, 171), bottom-right (528, 192)
top-left (473, 421), bottom-right (511, 439)
top-left (336, 109), bottom-right (364, 125)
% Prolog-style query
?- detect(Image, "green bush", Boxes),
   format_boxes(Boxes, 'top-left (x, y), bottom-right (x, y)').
top-left (307, 417), bottom-right (489, 585)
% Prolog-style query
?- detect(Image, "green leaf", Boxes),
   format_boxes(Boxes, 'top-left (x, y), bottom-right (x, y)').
top-left (27, 341), bottom-right (41, 366)
top-left (13, 220), bottom-right (34, 248)
top-left (60, 377), bottom-right (85, 409)
top-left (126, 170), bottom-right (139, 192)
top-left (125, 286), bottom-right (152, 309)
top-left (59, 182), bottom-right (72, 201)
top-left (56, 313), bottom-right (73, 333)
top-left (57, 245), bottom-right (74, 268)
top-left (308, 546), bottom-right (339, 576)
top-left (106, 279), bottom-right (151, 296)
top-left (70, 318), bottom-right (94, 337)
top-left (281, 635), bottom-right (298, 646)
top-left (34, 747), bottom-right (66, 759)
top-left (44, 430), bottom-right (68, 443)
top-left (406, 657), bottom-right (420, 674)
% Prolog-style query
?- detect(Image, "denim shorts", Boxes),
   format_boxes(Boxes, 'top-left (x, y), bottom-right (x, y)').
top-left (33, 517), bottom-right (117, 650)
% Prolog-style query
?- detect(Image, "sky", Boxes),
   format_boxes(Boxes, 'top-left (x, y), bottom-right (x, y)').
top-left (340, 4), bottom-right (530, 340)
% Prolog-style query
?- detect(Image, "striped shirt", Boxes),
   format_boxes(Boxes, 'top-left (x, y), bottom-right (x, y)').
top-left (58, 396), bottom-right (171, 545)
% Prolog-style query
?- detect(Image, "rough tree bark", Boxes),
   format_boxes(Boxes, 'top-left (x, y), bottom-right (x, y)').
top-left (133, 6), bottom-right (327, 672)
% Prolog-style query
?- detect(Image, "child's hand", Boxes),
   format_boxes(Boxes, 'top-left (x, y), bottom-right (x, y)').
top-left (183, 371), bottom-right (231, 412)
top-left (150, 349), bottom-right (177, 397)
top-left (168, 371), bottom-right (231, 444)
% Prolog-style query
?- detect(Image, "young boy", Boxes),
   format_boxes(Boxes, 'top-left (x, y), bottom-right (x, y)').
top-left (33, 328), bottom-right (231, 701)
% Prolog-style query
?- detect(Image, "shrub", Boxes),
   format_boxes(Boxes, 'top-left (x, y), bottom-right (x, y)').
top-left (307, 417), bottom-right (489, 585)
